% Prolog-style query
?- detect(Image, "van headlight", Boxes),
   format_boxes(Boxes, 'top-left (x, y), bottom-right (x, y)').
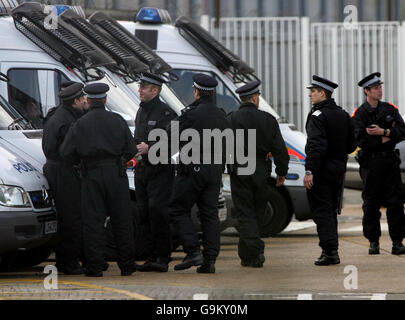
top-left (0, 185), bottom-right (31, 208)
top-left (222, 174), bottom-right (231, 193)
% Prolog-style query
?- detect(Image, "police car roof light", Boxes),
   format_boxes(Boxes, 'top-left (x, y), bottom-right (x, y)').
top-left (175, 16), bottom-right (257, 83)
top-left (11, 2), bottom-right (114, 81)
top-left (59, 9), bottom-right (148, 82)
top-left (135, 7), bottom-right (171, 24)
top-left (51, 4), bottom-right (86, 18)
top-left (0, 0), bottom-right (18, 16)
top-left (89, 11), bottom-right (172, 75)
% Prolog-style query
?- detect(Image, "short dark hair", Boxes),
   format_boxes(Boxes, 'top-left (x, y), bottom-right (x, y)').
top-left (195, 88), bottom-right (215, 98)
top-left (241, 94), bottom-right (257, 103)
top-left (314, 87), bottom-right (332, 99)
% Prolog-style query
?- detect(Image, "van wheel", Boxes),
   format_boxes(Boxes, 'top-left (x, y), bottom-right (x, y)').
top-left (258, 186), bottom-right (292, 237)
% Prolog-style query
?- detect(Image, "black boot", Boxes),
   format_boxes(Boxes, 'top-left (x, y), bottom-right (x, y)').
top-left (120, 262), bottom-right (138, 276)
top-left (56, 261), bottom-right (84, 275)
top-left (196, 259), bottom-right (215, 274)
top-left (392, 241), bottom-right (405, 255)
top-left (137, 257), bottom-right (169, 272)
top-left (174, 250), bottom-right (203, 271)
top-left (369, 242), bottom-right (380, 255)
top-left (314, 250), bottom-right (340, 266)
top-left (241, 254), bottom-right (265, 268)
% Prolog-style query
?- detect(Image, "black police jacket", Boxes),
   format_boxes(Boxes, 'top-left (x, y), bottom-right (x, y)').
top-left (134, 95), bottom-right (177, 164)
top-left (352, 100), bottom-right (405, 153)
top-left (42, 103), bottom-right (83, 162)
top-left (305, 99), bottom-right (356, 174)
top-left (169, 96), bottom-right (229, 165)
top-left (59, 101), bottom-right (137, 163)
top-left (227, 102), bottom-right (289, 177)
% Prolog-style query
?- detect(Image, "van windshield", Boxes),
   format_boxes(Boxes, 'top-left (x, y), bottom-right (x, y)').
top-left (91, 77), bottom-right (137, 125)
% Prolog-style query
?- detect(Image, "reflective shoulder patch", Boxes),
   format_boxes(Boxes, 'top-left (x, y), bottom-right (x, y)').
top-left (388, 102), bottom-right (399, 109)
top-left (312, 110), bottom-right (322, 117)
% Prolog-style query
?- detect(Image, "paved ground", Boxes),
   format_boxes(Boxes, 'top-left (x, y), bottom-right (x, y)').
top-left (1, 188), bottom-right (405, 301)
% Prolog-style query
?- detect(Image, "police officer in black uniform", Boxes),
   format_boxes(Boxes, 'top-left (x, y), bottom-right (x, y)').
top-left (169, 74), bottom-right (228, 274)
top-left (352, 72), bottom-right (405, 255)
top-left (305, 75), bottom-right (356, 266)
top-left (134, 73), bottom-right (177, 272)
top-left (42, 82), bottom-right (87, 275)
top-left (228, 80), bottom-right (289, 268)
top-left (60, 83), bottom-right (138, 277)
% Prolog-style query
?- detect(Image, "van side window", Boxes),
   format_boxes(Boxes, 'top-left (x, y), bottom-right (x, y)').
top-left (7, 69), bottom-right (68, 129)
top-left (169, 69), bottom-right (241, 115)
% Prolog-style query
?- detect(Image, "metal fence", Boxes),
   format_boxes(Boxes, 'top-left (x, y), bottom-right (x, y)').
top-left (208, 17), bottom-right (404, 131)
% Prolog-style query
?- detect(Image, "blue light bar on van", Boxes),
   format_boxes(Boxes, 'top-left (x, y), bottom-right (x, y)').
top-left (54, 5), bottom-right (69, 15)
top-left (135, 7), bottom-right (171, 24)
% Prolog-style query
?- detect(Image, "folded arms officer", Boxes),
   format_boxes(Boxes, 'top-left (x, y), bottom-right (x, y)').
top-left (305, 76), bottom-right (356, 266)
top-left (352, 72), bottom-right (405, 255)
top-left (134, 72), bottom-right (177, 272)
top-left (42, 82), bottom-right (87, 275)
top-left (228, 80), bottom-right (289, 268)
top-left (60, 83), bottom-right (138, 277)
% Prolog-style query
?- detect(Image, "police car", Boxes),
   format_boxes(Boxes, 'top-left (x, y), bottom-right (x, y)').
top-left (118, 8), bottom-right (311, 235)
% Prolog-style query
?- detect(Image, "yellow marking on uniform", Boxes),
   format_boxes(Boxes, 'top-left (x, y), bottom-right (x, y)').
top-left (0, 279), bottom-right (153, 300)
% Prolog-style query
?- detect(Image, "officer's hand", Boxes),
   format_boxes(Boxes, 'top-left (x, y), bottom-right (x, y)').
top-left (276, 175), bottom-right (285, 187)
top-left (304, 174), bottom-right (313, 190)
top-left (366, 124), bottom-right (384, 136)
top-left (136, 142), bottom-right (149, 155)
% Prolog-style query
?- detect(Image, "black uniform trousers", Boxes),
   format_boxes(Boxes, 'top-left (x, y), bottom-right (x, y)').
top-left (307, 172), bottom-right (342, 252)
top-left (43, 161), bottom-right (82, 266)
top-left (169, 164), bottom-right (222, 261)
top-left (81, 165), bottom-right (135, 272)
top-left (229, 161), bottom-right (267, 261)
top-left (360, 155), bottom-right (405, 242)
top-left (135, 163), bottom-right (174, 262)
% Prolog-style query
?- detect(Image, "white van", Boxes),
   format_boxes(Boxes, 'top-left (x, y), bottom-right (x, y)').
top-left (0, 82), bottom-right (56, 269)
top-left (118, 8), bottom-right (311, 235)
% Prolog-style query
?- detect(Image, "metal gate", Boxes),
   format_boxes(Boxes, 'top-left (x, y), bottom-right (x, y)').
top-left (207, 16), bottom-right (306, 130)
top-left (311, 22), bottom-right (401, 116)
top-left (207, 17), bottom-right (404, 131)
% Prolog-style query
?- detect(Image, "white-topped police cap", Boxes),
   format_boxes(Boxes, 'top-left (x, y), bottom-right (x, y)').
top-left (84, 83), bottom-right (110, 99)
top-left (307, 75), bottom-right (338, 93)
top-left (59, 83), bottom-right (85, 101)
top-left (139, 72), bottom-right (166, 86)
top-left (193, 73), bottom-right (218, 91)
top-left (235, 80), bottom-right (261, 97)
top-left (358, 72), bottom-right (384, 88)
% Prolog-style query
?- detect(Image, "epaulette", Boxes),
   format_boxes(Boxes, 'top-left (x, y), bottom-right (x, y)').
top-left (388, 102), bottom-right (399, 109)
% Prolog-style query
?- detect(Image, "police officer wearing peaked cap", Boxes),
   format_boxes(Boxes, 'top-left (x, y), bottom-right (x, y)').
top-left (134, 72), bottom-right (177, 272)
top-left (305, 75), bottom-right (356, 266)
top-left (42, 82), bottom-right (87, 275)
top-left (228, 80), bottom-right (289, 268)
top-left (352, 72), bottom-right (405, 255)
top-left (60, 82), bottom-right (138, 277)
top-left (169, 73), bottom-right (229, 273)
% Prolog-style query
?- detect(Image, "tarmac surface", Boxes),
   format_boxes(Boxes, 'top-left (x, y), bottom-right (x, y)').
top-left (1, 188), bottom-right (405, 300)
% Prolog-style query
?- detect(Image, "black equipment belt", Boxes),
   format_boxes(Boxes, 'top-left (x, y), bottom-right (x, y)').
top-left (370, 150), bottom-right (397, 159)
top-left (82, 157), bottom-right (118, 167)
top-left (47, 159), bottom-right (74, 167)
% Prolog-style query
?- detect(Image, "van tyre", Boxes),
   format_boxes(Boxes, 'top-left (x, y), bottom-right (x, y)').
top-left (258, 185), bottom-right (292, 237)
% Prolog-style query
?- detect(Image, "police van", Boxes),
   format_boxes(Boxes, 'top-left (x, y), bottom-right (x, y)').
top-left (118, 8), bottom-right (311, 235)
top-left (0, 72), bottom-right (56, 269)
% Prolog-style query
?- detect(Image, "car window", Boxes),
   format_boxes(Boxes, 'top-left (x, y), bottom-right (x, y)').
top-left (7, 69), bottom-right (68, 129)
top-left (168, 69), bottom-right (241, 115)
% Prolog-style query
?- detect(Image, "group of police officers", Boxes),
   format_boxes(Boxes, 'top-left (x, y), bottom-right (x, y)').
top-left (41, 69), bottom-right (405, 277)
